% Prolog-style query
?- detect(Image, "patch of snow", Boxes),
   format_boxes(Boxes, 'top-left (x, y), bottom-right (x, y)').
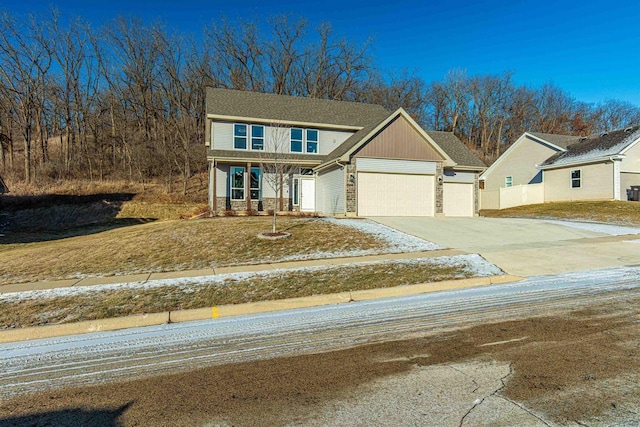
top-left (542, 219), bottom-right (640, 236)
top-left (549, 128), bottom-right (640, 167)
top-left (0, 254), bottom-right (500, 303)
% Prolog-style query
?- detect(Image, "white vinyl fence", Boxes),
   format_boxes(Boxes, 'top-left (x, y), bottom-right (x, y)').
top-left (480, 183), bottom-right (544, 210)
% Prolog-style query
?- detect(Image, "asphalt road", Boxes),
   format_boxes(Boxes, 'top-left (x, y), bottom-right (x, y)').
top-left (2, 266), bottom-right (640, 400)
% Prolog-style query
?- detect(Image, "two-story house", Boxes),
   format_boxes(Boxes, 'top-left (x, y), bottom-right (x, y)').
top-left (205, 88), bottom-right (485, 217)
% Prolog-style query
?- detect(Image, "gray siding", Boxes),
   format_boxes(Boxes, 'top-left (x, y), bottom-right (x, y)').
top-left (211, 120), bottom-right (353, 155)
top-left (317, 166), bottom-right (345, 215)
top-left (356, 158), bottom-right (437, 174)
top-left (215, 163), bottom-right (230, 196)
top-left (212, 122), bottom-right (234, 150)
top-left (443, 170), bottom-right (475, 183)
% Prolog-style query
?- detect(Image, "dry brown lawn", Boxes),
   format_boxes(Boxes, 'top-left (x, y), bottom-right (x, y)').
top-left (0, 260), bottom-right (467, 329)
top-left (0, 217), bottom-right (384, 285)
top-left (481, 200), bottom-right (640, 225)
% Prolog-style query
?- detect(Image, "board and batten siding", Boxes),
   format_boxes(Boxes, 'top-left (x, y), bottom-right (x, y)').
top-left (356, 157), bottom-right (437, 174)
top-left (544, 162), bottom-right (614, 202)
top-left (211, 120), bottom-right (353, 155)
top-left (354, 116), bottom-right (443, 161)
top-left (316, 166), bottom-right (345, 215)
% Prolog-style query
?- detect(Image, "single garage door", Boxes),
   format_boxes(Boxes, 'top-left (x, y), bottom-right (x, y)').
top-left (358, 172), bottom-right (434, 216)
top-left (443, 182), bottom-right (474, 217)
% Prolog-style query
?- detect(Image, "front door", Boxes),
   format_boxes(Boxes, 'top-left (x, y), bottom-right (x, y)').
top-left (300, 178), bottom-right (316, 211)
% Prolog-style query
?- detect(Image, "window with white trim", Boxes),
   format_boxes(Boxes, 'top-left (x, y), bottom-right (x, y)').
top-left (251, 125), bottom-right (264, 150)
top-left (291, 128), bottom-right (303, 153)
top-left (250, 167), bottom-right (262, 200)
top-left (306, 129), bottom-right (318, 153)
top-left (571, 169), bottom-right (581, 188)
top-left (234, 124), bottom-right (247, 150)
top-left (505, 176), bottom-right (513, 188)
top-left (231, 166), bottom-right (245, 200)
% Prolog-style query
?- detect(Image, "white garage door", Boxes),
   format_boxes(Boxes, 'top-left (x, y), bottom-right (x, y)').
top-left (358, 172), bottom-right (434, 216)
top-left (443, 182), bottom-right (474, 217)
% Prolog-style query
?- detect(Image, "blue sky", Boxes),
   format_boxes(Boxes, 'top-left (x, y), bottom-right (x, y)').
top-left (2, 0), bottom-right (639, 105)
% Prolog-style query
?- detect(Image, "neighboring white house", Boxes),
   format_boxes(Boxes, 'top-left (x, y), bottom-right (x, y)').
top-left (206, 88), bottom-right (486, 217)
top-left (480, 127), bottom-right (640, 209)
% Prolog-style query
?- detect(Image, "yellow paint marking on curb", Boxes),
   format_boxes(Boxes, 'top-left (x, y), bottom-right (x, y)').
top-left (212, 306), bottom-right (219, 319)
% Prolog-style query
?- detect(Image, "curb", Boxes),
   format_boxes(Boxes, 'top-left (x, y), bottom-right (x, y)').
top-left (0, 274), bottom-right (523, 344)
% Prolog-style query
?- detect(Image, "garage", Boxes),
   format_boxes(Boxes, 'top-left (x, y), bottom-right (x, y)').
top-left (357, 172), bottom-right (434, 216)
top-left (443, 182), bottom-right (474, 217)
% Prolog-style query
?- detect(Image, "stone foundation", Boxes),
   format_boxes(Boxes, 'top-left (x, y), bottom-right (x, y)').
top-left (215, 197), bottom-right (296, 214)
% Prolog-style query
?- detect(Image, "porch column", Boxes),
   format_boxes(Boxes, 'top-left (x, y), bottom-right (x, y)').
top-left (211, 159), bottom-right (217, 216)
top-left (279, 171), bottom-right (284, 211)
top-left (246, 162), bottom-right (252, 212)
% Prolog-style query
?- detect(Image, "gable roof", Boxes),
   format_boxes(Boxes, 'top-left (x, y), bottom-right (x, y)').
top-left (319, 108), bottom-right (456, 168)
top-left (206, 87), bottom-right (389, 128)
top-left (528, 132), bottom-right (580, 150)
top-left (540, 125), bottom-right (640, 168)
top-left (425, 131), bottom-right (485, 169)
top-left (206, 89), bottom-right (484, 170)
top-left (480, 131), bottom-right (577, 180)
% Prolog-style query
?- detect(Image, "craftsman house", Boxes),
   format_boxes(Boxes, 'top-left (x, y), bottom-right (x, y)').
top-left (206, 88), bottom-right (485, 217)
top-left (480, 126), bottom-right (640, 209)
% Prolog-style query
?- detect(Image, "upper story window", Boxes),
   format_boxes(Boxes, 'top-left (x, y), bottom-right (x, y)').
top-left (571, 169), bottom-right (581, 188)
top-left (234, 123), bottom-right (264, 151)
top-left (306, 129), bottom-right (318, 153)
top-left (291, 127), bottom-right (319, 153)
top-left (505, 176), bottom-right (513, 188)
top-left (234, 124), bottom-right (247, 150)
top-left (291, 128), bottom-right (304, 153)
top-left (251, 125), bottom-right (264, 151)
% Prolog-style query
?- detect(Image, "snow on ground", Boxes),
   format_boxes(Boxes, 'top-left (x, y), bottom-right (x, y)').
top-left (275, 218), bottom-right (441, 263)
top-left (542, 219), bottom-right (640, 236)
top-left (0, 254), bottom-right (501, 303)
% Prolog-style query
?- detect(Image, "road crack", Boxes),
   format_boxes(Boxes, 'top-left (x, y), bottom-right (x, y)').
top-left (458, 363), bottom-right (513, 427)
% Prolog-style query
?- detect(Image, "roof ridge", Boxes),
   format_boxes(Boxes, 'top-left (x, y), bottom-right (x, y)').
top-left (206, 87), bottom-right (388, 111)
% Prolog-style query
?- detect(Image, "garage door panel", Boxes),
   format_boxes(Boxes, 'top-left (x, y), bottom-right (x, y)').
top-left (358, 172), bottom-right (434, 216)
top-left (443, 183), bottom-right (473, 217)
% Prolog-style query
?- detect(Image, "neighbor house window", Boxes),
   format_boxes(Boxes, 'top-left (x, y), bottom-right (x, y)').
top-left (292, 178), bottom-right (299, 206)
top-left (250, 167), bottom-right (262, 200)
top-left (251, 125), bottom-right (264, 150)
top-left (571, 169), bottom-right (581, 188)
top-left (234, 124), bottom-right (247, 149)
top-left (231, 166), bottom-right (245, 200)
top-left (306, 129), bottom-right (318, 153)
top-left (291, 128), bottom-right (303, 153)
top-left (505, 176), bottom-right (513, 187)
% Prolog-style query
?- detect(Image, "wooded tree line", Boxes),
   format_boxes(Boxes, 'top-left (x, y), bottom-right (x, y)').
top-left (1, 10), bottom-right (639, 188)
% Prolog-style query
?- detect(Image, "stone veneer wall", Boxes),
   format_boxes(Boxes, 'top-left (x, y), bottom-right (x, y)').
top-left (435, 162), bottom-right (444, 214)
top-left (474, 172), bottom-right (480, 215)
top-left (215, 197), bottom-right (296, 214)
top-left (346, 163), bottom-right (357, 214)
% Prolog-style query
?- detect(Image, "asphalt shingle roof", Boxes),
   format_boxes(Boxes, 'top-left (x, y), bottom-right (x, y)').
top-left (425, 131), bottom-right (485, 168)
top-left (206, 88), bottom-right (485, 169)
top-left (206, 87), bottom-right (389, 128)
top-left (528, 132), bottom-right (580, 149)
top-left (541, 125), bottom-right (640, 167)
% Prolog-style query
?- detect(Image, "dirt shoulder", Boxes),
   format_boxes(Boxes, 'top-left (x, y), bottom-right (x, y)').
top-left (2, 294), bottom-right (638, 426)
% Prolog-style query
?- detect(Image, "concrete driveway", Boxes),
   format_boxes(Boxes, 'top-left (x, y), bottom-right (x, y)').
top-left (370, 217), bottom-right (640, 277)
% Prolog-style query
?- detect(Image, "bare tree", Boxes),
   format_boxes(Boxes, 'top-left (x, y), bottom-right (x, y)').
top-left (259, 124), bottom-right (299, 233)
